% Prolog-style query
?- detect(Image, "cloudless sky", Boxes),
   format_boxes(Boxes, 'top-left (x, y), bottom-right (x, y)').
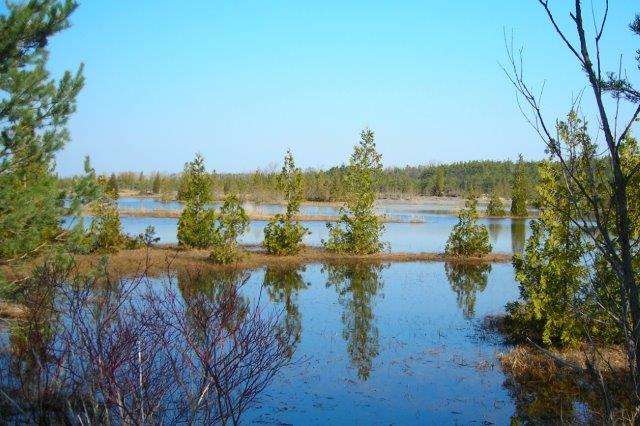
top-left (35, 1), bottom-right (639, 176)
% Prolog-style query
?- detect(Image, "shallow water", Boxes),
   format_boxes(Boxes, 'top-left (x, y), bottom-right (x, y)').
top-left (1, 261), bottom-right (595, 423)
top-left (173, 262), bottom-right (518, 423)
top-left (116, 197), bottom-right (531, 222)
top-left (111, 215), bottom-right (530, 254)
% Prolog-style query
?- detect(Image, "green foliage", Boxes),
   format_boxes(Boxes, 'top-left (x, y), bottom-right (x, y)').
top-left (107, 173), bottom-right (119, 197)
top-left (505, 113), bottom-right (627, 347)
top-left (177, 154), bottom-right (216, 248)
top-left (263, 150), bottom-right (309, 255)
top-left (324, 128), bottom-right (386, 254)
top-left (507, 161), bottom-right (588, 346)
top-left (141, 225), bottom-right (160, 247)
top-left (152, 172), bottom-right (161, 194)
top-left (510, 154), bottom-right (529, 217)
top-left (432, 168), bottom-right (445, 196)
top-left (445, 196), bottom-right (492, 256)
top-left (86, 177), bottom-right (125, 253)
top-left (77, 160), bottom-right (542, 203)
top-left (209, 194), bottom-right (249, 264)
top-left (0, 0), bottom-right (84, 261)
top-left (486, 192), bottom-right (506, 216)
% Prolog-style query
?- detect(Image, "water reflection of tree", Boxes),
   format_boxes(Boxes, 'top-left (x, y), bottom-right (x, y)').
top-left (324, 263), bottom-right (386, 381)
top-left (263, 267), bottom-right (309, 354)
top-left (511, 219), bottom-right (526, 254)
top-left (177, 269), bottom-right (249, 335)
top-left (486, 221), bottom-right (502, 244)
top-left (444, 262), bottom-right (491, 319)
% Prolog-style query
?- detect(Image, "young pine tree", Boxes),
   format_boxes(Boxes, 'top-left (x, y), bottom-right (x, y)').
top-left (445, 195), bottom-right (492, 257)
top-left (263, 150), bottom-right (310, 255)
top-left (510, 154), bottom-right (528, 217)
top-left (177, 154), bottom-right (216, 248)
top-left (432, 168), bottom-right (445, 197)
top-left (209, 194), bottom-right (249, 264)
top-left (507, 161), bottom-right (588, 346)
top-left (507, 114), bottom-right (631, 347)
top-left (486, 192), bottom-right (506, 217)
top-left (87, 176), bottom-right (125, 252)
top-left (324, 128), bottom-right (386, 254)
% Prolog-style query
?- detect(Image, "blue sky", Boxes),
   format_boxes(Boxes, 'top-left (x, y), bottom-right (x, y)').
top-left (38, 1), bottom-right (638, 175)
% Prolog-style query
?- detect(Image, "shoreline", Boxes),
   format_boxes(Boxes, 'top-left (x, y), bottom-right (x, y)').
top-left (1, 245), bottom-right (513, 287)
top-left (76, 245), bottom-right (514, 276)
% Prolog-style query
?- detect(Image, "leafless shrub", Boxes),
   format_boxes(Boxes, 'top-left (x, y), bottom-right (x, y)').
top-left (0, 261), bottom-right (295, 424)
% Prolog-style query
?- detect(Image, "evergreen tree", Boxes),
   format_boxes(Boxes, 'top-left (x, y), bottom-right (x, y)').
top-left (507, 161), bottom-right (587, 346)
top-left (0, 0), bottom-right (85, 261)
top-left (505, 113), bottom-right (628, 347)
top-left (87, 176), bottom-right (124, 252)
top-left (432, 168), bottom-right (445, 196)
top-left (486, 192), bottom-right (506, 216)
top-left (263, 150), bottom-right (309, 255)
top-left (152, 172), bottom-right (161, 194)
top-left (445, 195), bottom-right (492, 257)
top-left (209, 194), bottom-right (249, 264)
top-left (177, 154), bottom-right (216, 248)
top-left (510, 154), bottom-right (528, 217)
top-left (324, 128), bottom-right (385, 254)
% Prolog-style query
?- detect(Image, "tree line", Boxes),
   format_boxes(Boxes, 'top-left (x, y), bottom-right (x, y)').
top-left (59, 158), bottom-right (540, 203)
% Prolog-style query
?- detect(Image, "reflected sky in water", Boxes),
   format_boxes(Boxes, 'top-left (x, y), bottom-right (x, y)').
top-left (175, 262), bottom-right (520, 423)
top-left (111, 215), bottom-right (530, 254)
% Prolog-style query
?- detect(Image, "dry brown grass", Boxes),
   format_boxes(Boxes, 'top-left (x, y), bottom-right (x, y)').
top-left (1, 245), bottom-right (512, 284)
top-left (0, 300), bottom-right (28, 319)
top-left (73, 245), bottom-right (512, 278)
top-left (499, 344), bottom-right (635, 423)
top-left (499, 344), bottom-right (628, 382)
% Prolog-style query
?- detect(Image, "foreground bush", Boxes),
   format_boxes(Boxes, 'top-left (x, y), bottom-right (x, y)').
top-left (0, 261), bottom-right (294, 424)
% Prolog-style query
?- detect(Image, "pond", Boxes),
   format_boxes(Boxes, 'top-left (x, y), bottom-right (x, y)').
top-left (109, 215), bottom-right (530, 254)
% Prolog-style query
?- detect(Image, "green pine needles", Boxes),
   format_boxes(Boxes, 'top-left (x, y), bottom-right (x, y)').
top-left (0, 0), bottom-right (86, 261)
top-left (263, 150), bottom-right (309, 255)
top-left (510, 154), bottom-right (528, 217)
top-left (177, 153), bottom-right (217, 248)
top-left (323, 128), bottom-right (386, 255)
top-left (505, 112), bottom-right (628, 347)
top-left (486, 193), bottom-right (506, 217)
top-left (178, 154), bottom-right (249, 263)
top-left (445, 195), bottom-right (492, 257)
top-left (86, 177), bottom-right (125, 252)
top-left (209, 194), bottom-right (249, 264)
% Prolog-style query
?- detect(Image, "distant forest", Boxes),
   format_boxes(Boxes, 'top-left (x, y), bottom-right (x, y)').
top-left (60, 160), bottom-right (541, 203)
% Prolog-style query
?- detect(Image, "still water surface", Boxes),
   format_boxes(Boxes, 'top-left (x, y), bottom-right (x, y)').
top-left (112, 216), bottom-right (530, 254)
top-left (178, 262), bottom-right (518, 423)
